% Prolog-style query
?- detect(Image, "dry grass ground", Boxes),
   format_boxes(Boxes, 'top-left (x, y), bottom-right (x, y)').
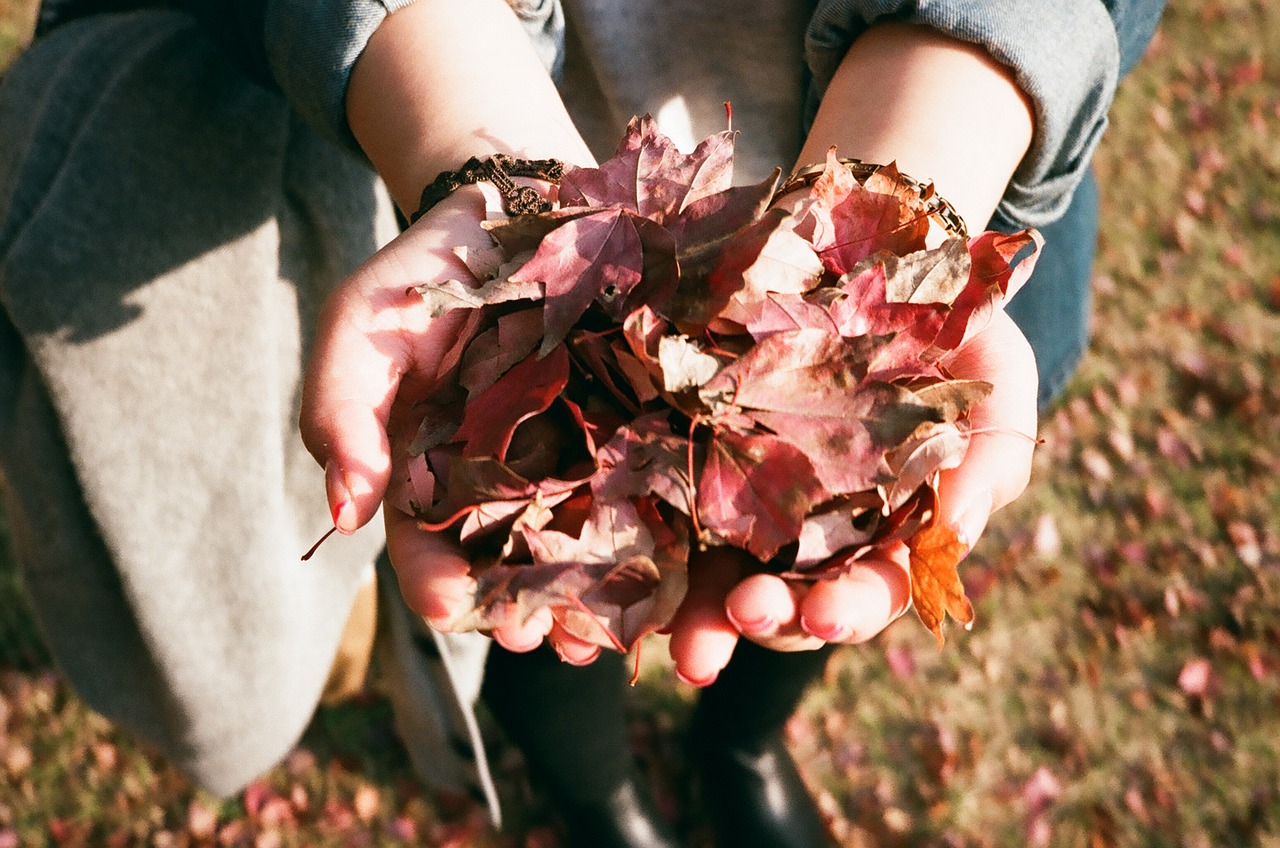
top-left (2, 1), bottom-right (1279, 845)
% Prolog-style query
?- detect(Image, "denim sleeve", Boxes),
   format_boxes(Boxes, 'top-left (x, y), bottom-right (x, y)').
top-left (805, 0), bottom-right (1131, 230)
top-left (262, 0), bottom-right (564, 154)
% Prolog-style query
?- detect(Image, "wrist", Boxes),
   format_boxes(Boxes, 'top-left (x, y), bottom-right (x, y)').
top-left (800, 22), bottom-right (1033, 230)
top-left (410, 155), bottom-right (565, 223)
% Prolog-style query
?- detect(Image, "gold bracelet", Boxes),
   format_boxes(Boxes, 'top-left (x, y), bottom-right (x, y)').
top-left (774, 157), bottom-right (968, 240)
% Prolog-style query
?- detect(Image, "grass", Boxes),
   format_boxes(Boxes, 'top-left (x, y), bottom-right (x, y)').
top-left (2, 0), bottom-right (1279, 845)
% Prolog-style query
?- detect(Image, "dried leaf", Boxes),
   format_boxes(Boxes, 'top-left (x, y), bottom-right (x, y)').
top-left (658, 335), bottom-right (722, 392)
top-left (392, 117), bottom-right (1026, 651)
top-left (907, 520), bottom-right (974, 645)
top-left (798, 150), bottom-right (930, 275)
top-left (415, 275), bottom-right (542, 318)
top-left (509, 209), bottom-right (644, 354)
top-left (697, 425), bottom-right (827, 560)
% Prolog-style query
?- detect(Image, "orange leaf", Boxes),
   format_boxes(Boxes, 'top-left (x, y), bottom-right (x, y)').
top-left (907, 521), bottom-right (974, 645)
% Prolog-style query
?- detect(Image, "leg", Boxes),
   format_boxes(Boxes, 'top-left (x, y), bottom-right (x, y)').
top-left (690, 641), bottom-right (836, 848)
top-left (481, 645), bottom-right (680, 847)
top-left (1002, 168), bottom-right (1100, 411)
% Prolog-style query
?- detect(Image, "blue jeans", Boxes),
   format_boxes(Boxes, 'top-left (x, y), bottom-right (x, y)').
top-left (1002, 0), bottom-right (1165, 411)
top-left (1003, 167), bottom-right (1098, 412)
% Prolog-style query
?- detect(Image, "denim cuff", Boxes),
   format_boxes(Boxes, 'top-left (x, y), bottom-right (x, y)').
top-left (805, 0), bottom-right (1120, 230)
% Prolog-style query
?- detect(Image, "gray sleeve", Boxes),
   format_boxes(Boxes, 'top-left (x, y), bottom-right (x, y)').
top-left (263, 0), bottom-right (415, 154)
top-left (263, 0), bottom-right (565, 156)
top-left (805, 1), bottom-right (1120, 230)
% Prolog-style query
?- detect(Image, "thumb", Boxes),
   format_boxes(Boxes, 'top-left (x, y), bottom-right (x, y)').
top-left (936, 308), bottom-right (1038, 546)
top-left (300, 280), bottom-right (410, 533)
top-left (300, 195), bottom-right (495, 534)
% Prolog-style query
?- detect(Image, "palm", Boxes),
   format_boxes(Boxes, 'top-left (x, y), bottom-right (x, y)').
top-left (666, 309), bottom-right (1038, 683)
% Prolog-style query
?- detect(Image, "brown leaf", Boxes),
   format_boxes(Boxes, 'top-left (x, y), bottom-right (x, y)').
top-left (458, 307), bottom-right (544, 396)
top-left (881, 237), bottom-right (971, 305)
top-left (907, 520), bottom-right (974, 645)
top-left (593, 414), bottom-right (694, 515)
top-left (882, 421), bottom-right (970, 511)
top-left (414, 274), bottom-right (542, 318)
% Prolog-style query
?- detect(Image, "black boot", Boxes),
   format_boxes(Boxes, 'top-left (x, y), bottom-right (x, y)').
top-left (689, 640), bottom-right (836, 848)
top-left (557, 775), bottom-right (683, 848)
top-left (482, 644), bottom-right (682, 848)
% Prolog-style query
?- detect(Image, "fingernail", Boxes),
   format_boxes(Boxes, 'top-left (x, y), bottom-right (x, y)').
top-left (422, 615), bottom-right (453, 633)
top-left (326, 459), bottom-right (358, 534)
top-left (555, 644), bottom-right (601, 667)
top-left (725, 610), bottom-right (776, 634)
top-left (800, 616), bottom-right (850, 642)
top-left (495, 632), bottom-right (542, 653)
top-left (421, 602), bottom-right (456, 630)
top-left (332, 498), bottom-right (357, 534)
top-left (676, 668), bottom-right (719, 688)
top-left (953, 490), bottom-right (994, 551)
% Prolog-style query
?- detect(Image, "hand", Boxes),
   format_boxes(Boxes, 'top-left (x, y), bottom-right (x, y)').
top-left (299, 188), bottom-right (603, 658)
top-left (665, 308), bottom-right (1038, 686)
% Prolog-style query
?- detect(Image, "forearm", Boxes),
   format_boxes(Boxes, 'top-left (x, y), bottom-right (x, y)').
top-left (799, 22), bottom-right (1034, 232)
top-left (346, 0), bottom-right (592, 216)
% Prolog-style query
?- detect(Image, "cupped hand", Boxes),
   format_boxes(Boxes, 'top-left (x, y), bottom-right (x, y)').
top-left (299, 188), bottom-right (599, 657)
top-left (666, 307), bottom-right (1039, 686)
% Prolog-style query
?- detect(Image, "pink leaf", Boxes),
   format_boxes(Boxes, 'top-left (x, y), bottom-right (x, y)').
top-left (796, 152), bottom-right (931, 275)
top-left (593, 414), bottom-right (694, 516)
top-left (697, 426), bottom-right (826, 560)
top-left (929, 228), bottom-right (1044, 353)
top-left (1178, 657), bottom-right (1215, 698)
top-left (558, 115), bottom-right (738, 224)
top-left (454, 346), bottom-right (569, 460)
top-left (699, 328), bottom-right (877, 417)
top-left (509, 209), bottom-right (644, 354)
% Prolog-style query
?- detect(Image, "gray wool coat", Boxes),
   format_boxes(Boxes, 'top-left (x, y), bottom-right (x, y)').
top-left (0, 10), bottom-right (497, 813)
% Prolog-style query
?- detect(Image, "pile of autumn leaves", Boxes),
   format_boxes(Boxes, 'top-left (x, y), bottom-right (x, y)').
top-left (391, 117), bottom-right (1041, 652)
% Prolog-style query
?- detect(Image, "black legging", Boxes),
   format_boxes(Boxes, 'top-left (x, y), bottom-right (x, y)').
top-left (481, 638), bottom-right (836, 807)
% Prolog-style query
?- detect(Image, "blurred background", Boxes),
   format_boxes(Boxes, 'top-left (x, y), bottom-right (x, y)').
top-left (1, 1), bottom-right (1277, 845)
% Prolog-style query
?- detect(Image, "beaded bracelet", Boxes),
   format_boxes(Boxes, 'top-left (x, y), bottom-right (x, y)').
top-left (410, 154), bottom-right (565, 223)
top-left (775, 157), bottom-right (969, 240)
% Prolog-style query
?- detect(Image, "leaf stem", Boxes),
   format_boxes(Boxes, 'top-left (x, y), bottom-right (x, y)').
top-left (966, 425), bottom-right (1042, 445)
top-left (416, 503), bottom-right (481, 532)
top-left (686, 415), bottom-right (704, 540)
top-left (301, 526), bottom-right (338, 562)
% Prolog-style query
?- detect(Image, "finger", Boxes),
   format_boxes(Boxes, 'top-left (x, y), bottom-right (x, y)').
top-left (300, 246), bottom-right (472, 534)
top-left (726, 574), bottom-right (826, 651)
top-left (384, 507), bottom-right (477, 629)
top-left (547, 620), bottom-right (603, 666)
top-left (301, 273), bottom-right (411, 534)
top-left (667, 548), bottom-right (742, 687)
top-left (491, 606), bottom-right (554, 654)
top-left (799, 552), bottom-right (911, 645)
top-left (939, 309), bottom-right (1038, 544)
top-left (724, 573), bottom-right (798, 639)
